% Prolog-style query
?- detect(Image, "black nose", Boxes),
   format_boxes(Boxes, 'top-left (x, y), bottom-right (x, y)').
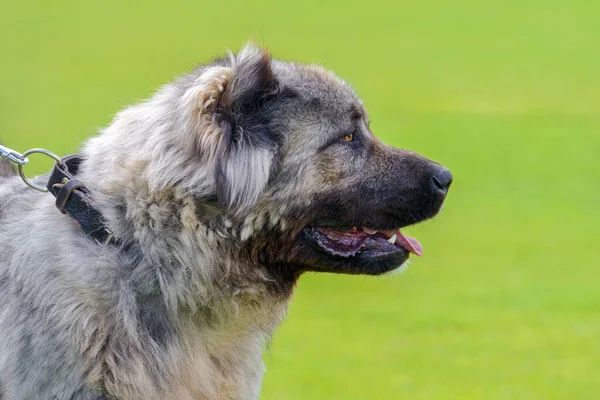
top-left (432, 167), bottom-right (453, 195)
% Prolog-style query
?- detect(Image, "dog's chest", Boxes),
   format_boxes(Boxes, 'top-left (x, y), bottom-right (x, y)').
top-left (175, 303), bottom-right (287, 399)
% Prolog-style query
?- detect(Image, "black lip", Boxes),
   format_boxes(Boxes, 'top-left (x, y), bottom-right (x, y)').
top-left (295, 203), bottom-right (440, 275)
top-left (299, 227), bottom-right (409, 275)
top-left (303, 227), bottom-right (403, 258)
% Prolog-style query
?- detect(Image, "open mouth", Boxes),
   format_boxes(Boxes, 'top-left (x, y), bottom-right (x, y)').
top-left (303, 226), bottom-right (422, 260)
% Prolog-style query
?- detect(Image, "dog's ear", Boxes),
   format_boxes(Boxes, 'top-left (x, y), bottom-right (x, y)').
top-left (215, 44), bottom-right (281, 209)
top-left (220, 43), bottom-right (279, 115)
top-left (183, 43), bottom-right (280, 209)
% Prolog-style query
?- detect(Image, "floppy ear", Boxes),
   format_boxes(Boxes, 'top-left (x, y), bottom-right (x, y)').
top-left (213, 44), bottom-right (281, 209)
top-left (181, 43), bottom-right (281, 209)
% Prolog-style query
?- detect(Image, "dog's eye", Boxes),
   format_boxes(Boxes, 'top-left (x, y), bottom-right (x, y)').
top-left (343, 133), bottom-right (354, 142)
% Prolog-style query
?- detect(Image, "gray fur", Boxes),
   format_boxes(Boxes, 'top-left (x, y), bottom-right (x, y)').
top-left (0, 157), bottom-right (16, 179)
top-left (0, 43), bottom-right (450, 399)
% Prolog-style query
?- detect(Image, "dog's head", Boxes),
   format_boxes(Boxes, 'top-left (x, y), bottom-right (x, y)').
top-left (86, 43), bottom-right (451, 279)
top-left (171, 43), bottom-right (452, 276)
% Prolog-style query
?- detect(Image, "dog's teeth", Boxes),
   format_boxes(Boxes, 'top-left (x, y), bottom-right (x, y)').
top-left (387, 234), bottom-right (397, 244)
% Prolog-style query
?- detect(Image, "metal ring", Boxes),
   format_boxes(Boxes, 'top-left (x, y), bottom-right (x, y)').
top-left (17, 148), bottom-right (62, 192)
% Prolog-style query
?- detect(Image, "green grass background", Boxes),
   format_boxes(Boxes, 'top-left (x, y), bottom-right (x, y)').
top-left (1, 1), bottom-right (599, 398)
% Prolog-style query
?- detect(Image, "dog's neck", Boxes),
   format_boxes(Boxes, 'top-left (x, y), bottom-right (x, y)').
top-left (78, 159), bottom-right (293, 306)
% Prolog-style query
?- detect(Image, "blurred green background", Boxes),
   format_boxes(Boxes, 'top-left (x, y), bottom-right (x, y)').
top-left (1, 1), bottom-right (599, 398)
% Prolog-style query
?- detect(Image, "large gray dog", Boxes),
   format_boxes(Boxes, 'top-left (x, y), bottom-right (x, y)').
top-left (0, 44), bottom-right (452, 399)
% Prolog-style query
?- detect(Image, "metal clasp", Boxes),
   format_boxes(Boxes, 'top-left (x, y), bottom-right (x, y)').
top-left (0, 144), bottom-right (29, 166)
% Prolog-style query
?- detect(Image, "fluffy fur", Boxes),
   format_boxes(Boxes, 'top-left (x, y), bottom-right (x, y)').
top-left (0, 43), bottom-right (451, 399)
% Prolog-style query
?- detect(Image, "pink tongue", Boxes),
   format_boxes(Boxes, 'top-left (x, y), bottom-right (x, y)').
top-left (370, 228), bottom-right (424, 256)
top-left (395, 231), bottom-right (423, 256)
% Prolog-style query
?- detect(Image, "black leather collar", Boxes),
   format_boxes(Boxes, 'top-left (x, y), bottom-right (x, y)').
top-left (47, 155), bottom-right (118, 245)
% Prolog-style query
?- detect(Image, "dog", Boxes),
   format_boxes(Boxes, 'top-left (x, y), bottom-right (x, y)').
top-left (0, 43), bottom-right (452, 399)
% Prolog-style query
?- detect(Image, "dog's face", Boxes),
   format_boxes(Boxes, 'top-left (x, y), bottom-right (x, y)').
top-left (261, 64), bottom-right (451, 275)
top-left (170, 44), bottom-right (451, 277)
